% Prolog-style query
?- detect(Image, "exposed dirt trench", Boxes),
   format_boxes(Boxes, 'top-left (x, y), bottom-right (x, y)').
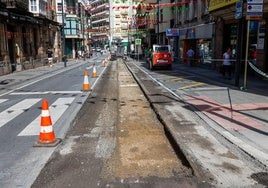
top-left (102, 61), bottom-right (192, 179)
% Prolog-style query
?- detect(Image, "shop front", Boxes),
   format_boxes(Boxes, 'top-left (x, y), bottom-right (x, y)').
top-left (209, 0), bottom-right (268, 80)
top-left (179, 23), bottom-right (214, 66)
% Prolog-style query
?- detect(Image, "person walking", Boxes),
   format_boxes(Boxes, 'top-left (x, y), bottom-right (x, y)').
top-left (222, 47), bottom-right (232, 79)
top-left (47, 47), bottom-right (53, 67)
top-left (186, 47), bottom-right (195, 66)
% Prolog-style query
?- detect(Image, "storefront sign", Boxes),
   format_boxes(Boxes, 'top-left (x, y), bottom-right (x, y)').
top-left (208, 0), bottom-right (237, 11)
top-left (166, 28), bottom-right (179, 37)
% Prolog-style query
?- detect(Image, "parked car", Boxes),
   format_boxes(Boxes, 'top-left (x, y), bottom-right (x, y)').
top-left (146, 45), bottom-right (172, 70)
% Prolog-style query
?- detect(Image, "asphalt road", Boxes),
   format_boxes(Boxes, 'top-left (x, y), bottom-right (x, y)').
top-left (31, 59), bottom-right (210, 188)
top-left (0, 58), bottom-right (106, 187)
top-left (1, 55), bottom-right (267, 187)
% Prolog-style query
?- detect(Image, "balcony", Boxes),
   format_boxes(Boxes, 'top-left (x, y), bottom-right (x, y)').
top-left (91, 17), bottom-right (109, 24)
top-left (0, 0), bottom-right (28, 10)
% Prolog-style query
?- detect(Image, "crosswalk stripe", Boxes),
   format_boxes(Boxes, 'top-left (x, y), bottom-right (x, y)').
top-left (9, 91), bottom-right (82, 95)
top-left (18, 97), bottom-right (75, 136)
top-left (0, 99), bottom-right (41, 128)
top-left (0, 99), bottom-right (8, 104)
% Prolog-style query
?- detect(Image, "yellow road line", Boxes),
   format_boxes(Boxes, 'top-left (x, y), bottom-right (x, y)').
top-left (165, 76), bottom-right (195, 83)
top-left (166, 78), bottom-right (185, 83)
top-left (179, 82), bottom-right (205, 90)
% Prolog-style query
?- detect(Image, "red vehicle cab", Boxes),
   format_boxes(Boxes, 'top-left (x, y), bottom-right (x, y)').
top-left (147, 45), bottom-right (172, 70)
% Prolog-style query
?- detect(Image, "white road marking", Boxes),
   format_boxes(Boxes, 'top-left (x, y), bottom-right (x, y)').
top-left (9, 91), bottom-right (82, 95)
top-left (18, 97), bottom-right (75, 136)
top-left (120, 84), bottom-right (139, 87)
top-left (0, 99), bottom-right (8, 104)
top-left (0, 99), bottom-right (41, 128)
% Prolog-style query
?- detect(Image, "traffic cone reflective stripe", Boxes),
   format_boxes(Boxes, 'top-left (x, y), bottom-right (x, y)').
top-left (34, 99), bottom-right (60, 147)
top-left (82, 70), bottom-right (90, 91)
top-left (41, 109), bottom-right (52, 125)
top-left (40, 125), bottom-right (53, 133)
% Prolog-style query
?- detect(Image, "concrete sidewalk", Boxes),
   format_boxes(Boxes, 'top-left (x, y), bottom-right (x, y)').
top-left (161, 62), bottom-right (268, 167)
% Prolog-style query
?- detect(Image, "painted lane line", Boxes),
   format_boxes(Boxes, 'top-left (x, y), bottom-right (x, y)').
top-left (0, 99), bottom-right (8, 104)
top-left (179, 82), bottom-right (205, 90)
top-left (9, 91), bottom-right (83, 95)
top-left (0, 99), bottom-right (41, 128)
top-left (18, 97), bottom-right (75, 136)
top-left (120, 84), bottom-right (139, 87)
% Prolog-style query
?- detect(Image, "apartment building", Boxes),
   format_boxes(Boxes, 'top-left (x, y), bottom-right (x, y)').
top-left (90, 0), bottom-right (110, 49)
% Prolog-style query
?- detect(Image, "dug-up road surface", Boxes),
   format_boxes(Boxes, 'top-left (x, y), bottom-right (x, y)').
top-left (32, 60), bottom-right (209, 187)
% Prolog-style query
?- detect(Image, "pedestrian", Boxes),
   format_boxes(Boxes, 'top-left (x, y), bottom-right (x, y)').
top-left (186, 47), bottom-right (195, 66)
top-left (47, 47), bottom-right (53, 67)
top-left (75, 50), bottom-right (78, 63)
top-left (221, 47), bottom-right (232, 79)
top-left (198, 48), bottom-right (204, 64)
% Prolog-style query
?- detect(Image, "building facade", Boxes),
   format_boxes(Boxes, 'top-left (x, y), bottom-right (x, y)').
top-left (0, 0), bottom-right (61, 75)
top-left (0, 0), bottom-right (90, 76)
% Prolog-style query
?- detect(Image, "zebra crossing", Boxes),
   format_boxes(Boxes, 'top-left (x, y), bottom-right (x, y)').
top-left (0, 97), bottom-right (75, 136)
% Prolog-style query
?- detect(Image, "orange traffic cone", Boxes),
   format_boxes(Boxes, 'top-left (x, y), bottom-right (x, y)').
top-left (34, 99), bottom-right (60, 147)
top-left (92, 64), bottom-right (97, 78)
top-left (82, 70), bottom-right (90, 91)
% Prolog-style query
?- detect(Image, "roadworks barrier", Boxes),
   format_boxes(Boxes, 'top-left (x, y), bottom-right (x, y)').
top-left (34, 99), bottom-right (61, 147)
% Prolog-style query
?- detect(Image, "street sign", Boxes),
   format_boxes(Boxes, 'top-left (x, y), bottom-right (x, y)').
top-left (246, 0), bottom-right (263, 20)
top-left (247, 4), bottom-right (263, 12)
top-left (135, 38), bottom-right (141, 46)
top-left (235, 0), bottom-right (243, 19)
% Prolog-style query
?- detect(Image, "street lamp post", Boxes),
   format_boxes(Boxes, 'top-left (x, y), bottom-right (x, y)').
top-left (157, 0), bottom-right (160, 44)
top-left (61, 0), bottom-right (66, 67)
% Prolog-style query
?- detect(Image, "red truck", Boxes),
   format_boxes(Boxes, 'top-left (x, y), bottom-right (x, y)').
top-left (147, 45), bottom-right (172, 70)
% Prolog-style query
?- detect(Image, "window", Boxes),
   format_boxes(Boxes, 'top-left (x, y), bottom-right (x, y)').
top-left (57, 3), bottom-right (62, 12)
top-left (30, 0), bottom-right (37, 12)
top-left (65, 19), bottom-right (77, 35)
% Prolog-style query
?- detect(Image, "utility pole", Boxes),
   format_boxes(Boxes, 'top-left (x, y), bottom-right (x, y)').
top-left (157, 0), bottom-right (160, 44)
top-left (234, 0), bottom-right (244, 87)
top-left (61, 0), bottom-right (66, 67)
